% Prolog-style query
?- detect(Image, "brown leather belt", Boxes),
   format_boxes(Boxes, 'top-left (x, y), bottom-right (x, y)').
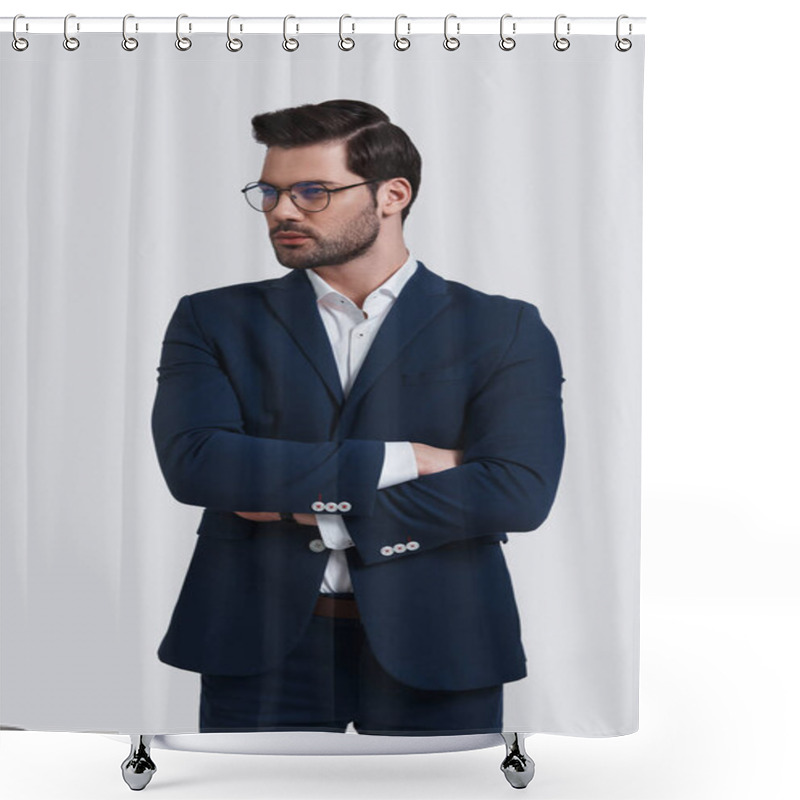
top-left (313, 594), bottom-right (360, 620)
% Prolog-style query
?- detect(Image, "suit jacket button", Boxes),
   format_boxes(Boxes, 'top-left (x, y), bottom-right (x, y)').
top-left (324, 502), bottom-right (338, 512)
top-left (406, 541), bottom-right (420, 551)
top-left (380, 546), bottom-right (394, 557)
top-left (311, 501), bottom-right (325, 512)
top-left (392, 543), bottom-right (407, 553)
top-left (309, 538), bottom-right (327, 553)
top-left (337, 501), bottom-right (352, 512)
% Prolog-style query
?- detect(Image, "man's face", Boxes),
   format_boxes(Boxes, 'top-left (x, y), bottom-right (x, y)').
top-left (259, 140), bottom-right (380, 270)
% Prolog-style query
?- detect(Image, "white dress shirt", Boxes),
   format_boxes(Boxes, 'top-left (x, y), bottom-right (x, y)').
top-left (305, 251), bottom-right (420, 593)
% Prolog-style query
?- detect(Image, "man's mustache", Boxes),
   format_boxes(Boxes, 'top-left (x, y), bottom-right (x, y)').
top-left (271, 225), bottom-right (313, 236)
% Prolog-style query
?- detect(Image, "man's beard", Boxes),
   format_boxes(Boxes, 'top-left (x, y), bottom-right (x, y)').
top-left (271, 199), bottom-right (380, 270)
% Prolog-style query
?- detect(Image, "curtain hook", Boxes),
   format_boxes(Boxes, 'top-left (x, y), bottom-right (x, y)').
top-left (12, 14), bottom-right (29, 51)
top-left (63, 13), bottom-right (80, 51)
top-left (122, 14), bottom-right (139, 51)
top-left (175, 14), bottom-right (192, 51)
top-left (499, 13), bottom-right (516, 51)
top-left (553, 14), bottom-right (570, 51)
top-left (443, 13), bottom-right (460, 51)
top-left (339, 14), bottom-right (355, 51)
top-left (226, 15), bottom-right (243, 52)
top-left (394, 14), bottom-right (410, 51)
top-left (615, 15), bottom-right (632, 51)
top-left (282, 15), bottom-right (299, 51)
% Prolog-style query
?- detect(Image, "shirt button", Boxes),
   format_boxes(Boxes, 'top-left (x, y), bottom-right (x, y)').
top-left (337, 501), bottom-right (352, 512)
top-left (308, 538), bottom-right (327, 553)
top-left (406, 541), bottom-right (420, 551)
top-left (324, 502), bottom-right (338, 513)
top-left (311, 501), bottom-right (325, 512)
top-left (393, 543), bottom-right (407, 554)
top-left (380, 546), bottom-right (394, 557)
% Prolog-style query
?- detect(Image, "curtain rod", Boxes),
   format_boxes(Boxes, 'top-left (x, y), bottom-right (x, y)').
top-left (1, 16), bottom-right (646, 36)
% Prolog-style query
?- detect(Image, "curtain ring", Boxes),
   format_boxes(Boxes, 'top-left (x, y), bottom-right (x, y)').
top-left (499, 13), bottom-right (516, 51)
top-left (12, 14), bottom-right (29, 51)
top-left (122, 14), bottom-right (138, 51)
top-left (282, 15), bottom-right (299, 51)
top-left (63, 13), bottom-right (80, 51)
top-left (226, 15), bottom-right (243, 51)
top-left (553, 14), bottom-right (570, 51)
top-left (443, 14), bottom-right (460, 51)
top-left (394, 14), bottom-right (410, 51)
top-left (339, 14), bottom-right (355, 51)
top-left (175, 14), bottom-right (192, 51)
top-left (615, 15), bottom-right (632, 51)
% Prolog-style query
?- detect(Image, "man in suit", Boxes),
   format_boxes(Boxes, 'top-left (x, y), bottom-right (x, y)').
top-left (152, 99), bottom-right (565, 735)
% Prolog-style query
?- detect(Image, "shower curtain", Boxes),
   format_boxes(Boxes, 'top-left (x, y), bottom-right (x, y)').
top-left (1, 21), bottom-right (644, 741)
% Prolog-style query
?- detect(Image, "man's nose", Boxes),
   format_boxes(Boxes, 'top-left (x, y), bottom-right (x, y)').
top-left (269, 190), bottom-right (305, 221)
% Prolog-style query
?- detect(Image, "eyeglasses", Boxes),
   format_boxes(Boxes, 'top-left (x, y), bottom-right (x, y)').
top-left (241, 179), bottom-right (381, 213)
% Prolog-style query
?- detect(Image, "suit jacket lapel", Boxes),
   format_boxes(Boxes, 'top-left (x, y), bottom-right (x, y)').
top-left (260, 262), bottom-right (452, 421)
top-left (260, 269), bottom-right (345, 406)
top-left (339, 262), bottom-right (452, 428)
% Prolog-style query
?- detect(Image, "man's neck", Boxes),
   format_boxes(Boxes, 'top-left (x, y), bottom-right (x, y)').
top-left (310, 245), bottom-right (410, 309)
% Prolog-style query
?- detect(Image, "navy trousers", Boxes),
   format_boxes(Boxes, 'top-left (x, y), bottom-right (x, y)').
top-left (200, 599), bottom-right (503, 735)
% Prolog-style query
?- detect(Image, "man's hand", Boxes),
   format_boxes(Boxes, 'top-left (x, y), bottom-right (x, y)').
top-left (411, 442), bottom-right (463, 476)
top-left (292, 513), bottom-right (317, 526)
top-left (234, 511), bottom-right (317, 526)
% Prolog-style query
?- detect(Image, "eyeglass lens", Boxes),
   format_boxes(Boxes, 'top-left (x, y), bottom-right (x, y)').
top-left (245, 182), bottom-right (330, 212)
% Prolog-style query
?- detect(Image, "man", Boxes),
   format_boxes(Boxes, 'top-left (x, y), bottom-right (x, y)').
top-left (152, 99), bottom-right (565, 736)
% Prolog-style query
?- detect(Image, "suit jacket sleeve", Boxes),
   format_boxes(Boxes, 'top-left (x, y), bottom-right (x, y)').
top-left (344, 302), bottom-right (566, 566)
top-left (151, 294), bottom-right (385, 514)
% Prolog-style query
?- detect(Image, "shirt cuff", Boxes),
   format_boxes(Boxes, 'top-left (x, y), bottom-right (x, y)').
top-left (378, 441), bottom-right (419, 489)
top-left (315, 513), bottom-right (354, 550)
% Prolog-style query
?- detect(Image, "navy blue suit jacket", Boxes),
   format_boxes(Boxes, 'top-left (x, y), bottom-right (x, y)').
top-left (152, 261), bottom-right (565, 691)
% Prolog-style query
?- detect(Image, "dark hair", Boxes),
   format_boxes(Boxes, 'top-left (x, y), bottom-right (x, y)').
top-left (251, 99), bottom-right (421, 223)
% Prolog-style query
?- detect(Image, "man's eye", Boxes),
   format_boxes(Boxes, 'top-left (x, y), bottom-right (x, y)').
top-left (298, 186), bottom-right (326, 198)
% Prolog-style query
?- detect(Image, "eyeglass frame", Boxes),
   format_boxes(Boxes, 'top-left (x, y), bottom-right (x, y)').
top-left (241, 178), bottom-right (383, 213)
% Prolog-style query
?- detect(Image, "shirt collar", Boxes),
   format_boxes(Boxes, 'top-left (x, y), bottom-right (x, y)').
top-left (305, 251), bottom-right (418, 304)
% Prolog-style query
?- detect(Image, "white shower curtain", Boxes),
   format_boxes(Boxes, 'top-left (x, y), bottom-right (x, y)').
top-left (1, 27), bottom-right (644, 738)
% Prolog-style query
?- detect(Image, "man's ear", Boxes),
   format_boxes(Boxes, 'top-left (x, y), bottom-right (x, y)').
top-left (379, 177), bottom-right (412, 218)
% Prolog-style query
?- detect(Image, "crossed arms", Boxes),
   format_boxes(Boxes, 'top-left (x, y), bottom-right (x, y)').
top-left (236, 442), bottom-right (463, 525)
top-left (151, 294), bottom-right (565, 563)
